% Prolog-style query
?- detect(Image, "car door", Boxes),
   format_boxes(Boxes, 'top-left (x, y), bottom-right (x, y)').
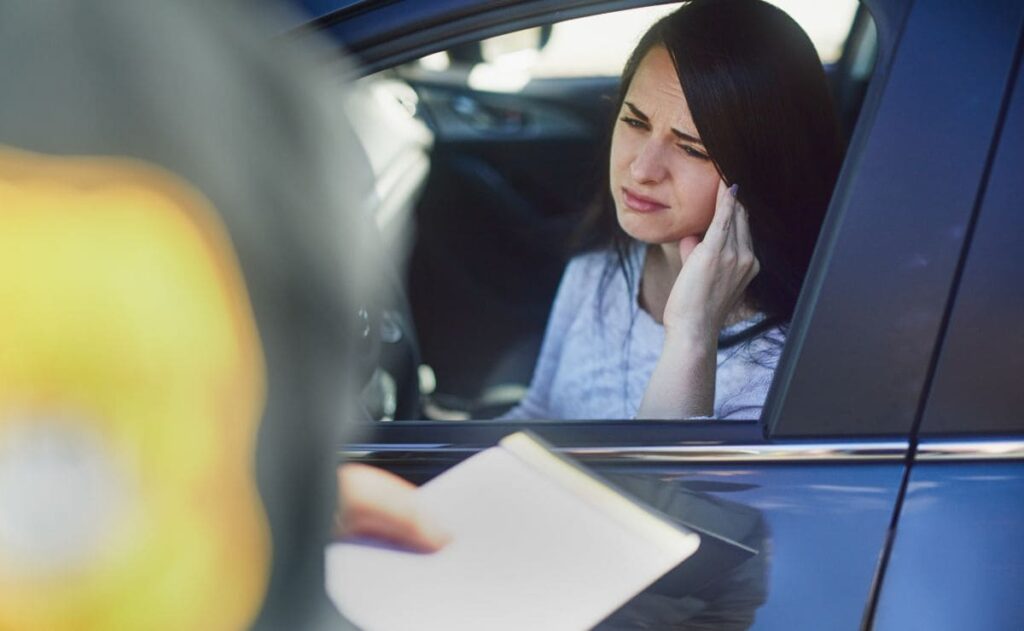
top-left (295, 0), bottom-right (1019, 627)
top-left (869, 22), bottom-right (1024, 629)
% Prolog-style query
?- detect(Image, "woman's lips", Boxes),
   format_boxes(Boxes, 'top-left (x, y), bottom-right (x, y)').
top-left (622, 187), bottom-right (668, 213)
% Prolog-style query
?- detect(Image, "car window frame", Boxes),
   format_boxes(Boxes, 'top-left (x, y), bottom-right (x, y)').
top-left (301, 0), bottom-right (1019, 442)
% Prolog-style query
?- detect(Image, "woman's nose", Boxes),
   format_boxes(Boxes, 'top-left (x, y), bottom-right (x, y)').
top-left (630, 139), bottom-right (667, 183)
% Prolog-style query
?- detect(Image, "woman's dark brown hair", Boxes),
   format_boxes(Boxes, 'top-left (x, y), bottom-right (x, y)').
top-left (576, 0), bottom-right (844, 325)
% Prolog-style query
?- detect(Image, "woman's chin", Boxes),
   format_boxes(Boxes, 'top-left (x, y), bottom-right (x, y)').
top-left (617, 214), bottom-right (687, 245)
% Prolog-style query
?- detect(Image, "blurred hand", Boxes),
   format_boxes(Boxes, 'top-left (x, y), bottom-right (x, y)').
top-left (334, 463), bottom-right (449, 553)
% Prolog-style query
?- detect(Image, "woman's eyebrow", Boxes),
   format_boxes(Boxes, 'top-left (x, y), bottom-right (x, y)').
top-left (670, 128), bottom-right (704, 146)
top-left (624, 101), bottom-right (650, 122)
top-left (624, 101), bottom-right (704, 146)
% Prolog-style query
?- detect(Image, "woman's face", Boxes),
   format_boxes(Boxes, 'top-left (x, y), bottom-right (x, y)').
top-left (609, 46), bottom-right (721, 246)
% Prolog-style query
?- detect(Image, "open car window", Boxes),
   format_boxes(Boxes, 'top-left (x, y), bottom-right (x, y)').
top-left (352, 1), bottom-right (875, 424)
top-left (412, 0), bottom-right (859, 87)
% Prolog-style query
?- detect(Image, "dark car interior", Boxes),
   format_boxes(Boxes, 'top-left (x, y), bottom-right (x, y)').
top-left (348, 2), bottom-right (878, 421)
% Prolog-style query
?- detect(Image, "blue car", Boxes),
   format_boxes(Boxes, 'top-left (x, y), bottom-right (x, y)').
top-left (293, 0), bottom-right (1024, 628)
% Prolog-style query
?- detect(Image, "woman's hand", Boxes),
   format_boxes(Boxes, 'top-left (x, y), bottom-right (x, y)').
top-left (662, 179), bottom-right (759, 342)
top-left (637, 179), bottom-right (759, 419)
top-left (334, 463), bottom-right (450, 553)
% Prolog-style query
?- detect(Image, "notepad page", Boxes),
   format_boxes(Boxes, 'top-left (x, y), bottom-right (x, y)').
top-left (326, 447), bottom-right (699, 631)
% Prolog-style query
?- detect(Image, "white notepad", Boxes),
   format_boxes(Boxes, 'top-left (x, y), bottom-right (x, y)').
top-left (326, 432), bottom-right (700, 631)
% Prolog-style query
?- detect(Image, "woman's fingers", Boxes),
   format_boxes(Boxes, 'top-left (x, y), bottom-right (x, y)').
top-left (735, 200), bottom-right (753, 251)
top-left (677, 234), bottom-right (701, 262)
top-left (704, 179), bottom-right (736, 251)
top-left (665, 180), bottom-right (757, 335)
top-left (734, 201), bottom-right (760, 282)
top-left (724, 185), bottom-right (740, 258)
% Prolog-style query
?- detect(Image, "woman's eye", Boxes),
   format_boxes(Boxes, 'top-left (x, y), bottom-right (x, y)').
top-left (679, 145), bottom-right (710, 160)
top-left (619, 116), bottom-right (647, 130)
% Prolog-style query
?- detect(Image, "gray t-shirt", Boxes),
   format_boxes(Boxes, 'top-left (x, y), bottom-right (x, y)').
top-left (505, 244), bottom-right (784, 420)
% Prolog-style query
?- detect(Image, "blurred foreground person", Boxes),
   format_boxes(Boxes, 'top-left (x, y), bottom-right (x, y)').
top-left (0, 1), bottom-right (439, 628)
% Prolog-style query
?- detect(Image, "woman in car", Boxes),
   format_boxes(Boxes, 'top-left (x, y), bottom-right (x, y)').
top-left (505, 0), bottom-right (843, 420)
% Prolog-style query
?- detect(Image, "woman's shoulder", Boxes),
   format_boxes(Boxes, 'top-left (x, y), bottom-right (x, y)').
top-left (557, 248), bottom-right (617, 296)
top-left (565, 248), bottom-right (616, 275)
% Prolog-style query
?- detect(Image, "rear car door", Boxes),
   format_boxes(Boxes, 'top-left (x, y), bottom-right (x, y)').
top-left (870, 17), bottom-right (1024, 628)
